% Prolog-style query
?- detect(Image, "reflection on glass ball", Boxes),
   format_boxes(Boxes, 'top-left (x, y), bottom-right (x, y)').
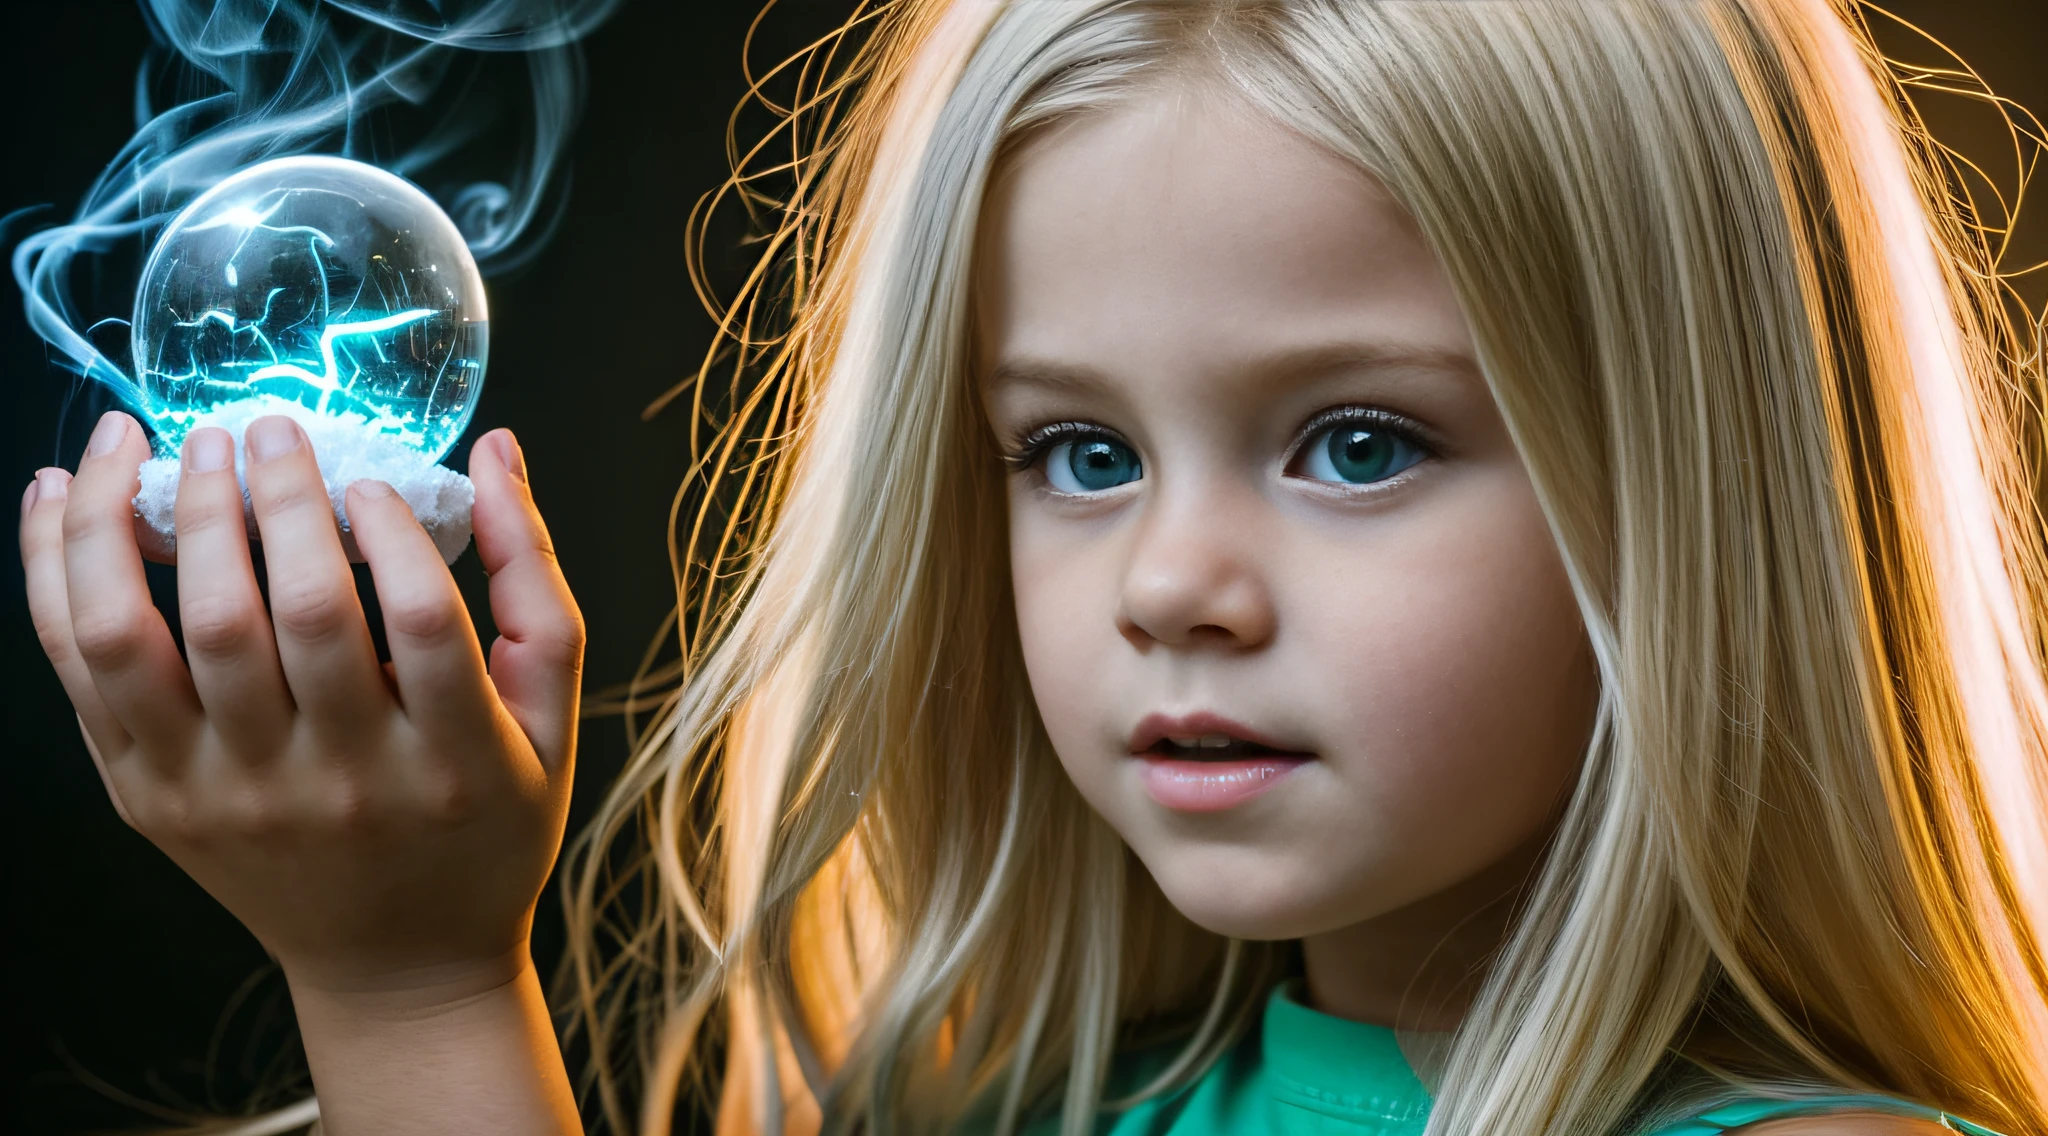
top-left (132, 155), bottom-right (488, 463)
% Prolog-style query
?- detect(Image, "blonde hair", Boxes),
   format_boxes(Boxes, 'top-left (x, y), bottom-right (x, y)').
top-left (559, 2), bottom-right (2048, 1135)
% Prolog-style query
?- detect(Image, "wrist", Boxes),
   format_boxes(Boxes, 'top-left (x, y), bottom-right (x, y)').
top-left (284, 948), bottom-right (581, 1135)
top-left (284, 944), bottom-right (536, 1025)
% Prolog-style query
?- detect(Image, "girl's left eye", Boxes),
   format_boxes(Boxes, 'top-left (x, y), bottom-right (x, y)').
top-left (1295, 420), bottom-right (1428, 486)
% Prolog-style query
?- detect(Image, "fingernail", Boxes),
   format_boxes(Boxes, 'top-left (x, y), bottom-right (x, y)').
top-left (246, 416), bottom-right (302, 463)
top-left (491, 431), bottom-right (526, 483)
top-left (351, 478), bottom-right (395, 499)
top-left (185, 427), bottom-right (233, 474)
top-left (86, 411), bottom-right (128, 457)
top-left (36, 468), bottom-right (70, 502)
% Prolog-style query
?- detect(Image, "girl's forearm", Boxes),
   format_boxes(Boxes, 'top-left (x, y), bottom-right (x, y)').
top-left (287, 951), bottom-right (582, 1135)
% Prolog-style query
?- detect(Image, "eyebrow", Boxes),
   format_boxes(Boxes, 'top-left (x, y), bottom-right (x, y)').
top-left (982, 340), bottom-right (1480, 393)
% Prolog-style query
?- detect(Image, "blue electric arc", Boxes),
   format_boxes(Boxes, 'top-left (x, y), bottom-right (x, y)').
top-left (131, 155), bottom-right (490, 463)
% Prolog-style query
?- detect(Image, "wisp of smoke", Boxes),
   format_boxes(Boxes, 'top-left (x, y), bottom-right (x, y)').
top-left (6, 0), bottom-right (624, 425)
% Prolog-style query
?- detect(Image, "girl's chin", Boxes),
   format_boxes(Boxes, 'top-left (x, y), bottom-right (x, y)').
top-left (1129, 846), bottom-right (1361, 942)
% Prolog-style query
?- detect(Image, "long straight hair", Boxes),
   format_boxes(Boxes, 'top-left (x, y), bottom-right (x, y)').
top-left (558, 3), bottom-right (2048, 1134)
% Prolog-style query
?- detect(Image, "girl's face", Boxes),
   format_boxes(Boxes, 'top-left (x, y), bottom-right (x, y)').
top-left (975, 89), bottom-right (1599, 944)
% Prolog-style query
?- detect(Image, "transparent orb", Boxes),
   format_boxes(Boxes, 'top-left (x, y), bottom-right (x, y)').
top-left (132, 155), bottom-right (488, 463)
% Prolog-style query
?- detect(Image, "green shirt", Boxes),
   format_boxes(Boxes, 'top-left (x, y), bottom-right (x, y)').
top-left (1021, 981), bottom-right (2006, 1136)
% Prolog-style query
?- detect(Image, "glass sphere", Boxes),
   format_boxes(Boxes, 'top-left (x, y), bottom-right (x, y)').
top-left (132, 155), bottom-right (488, 463)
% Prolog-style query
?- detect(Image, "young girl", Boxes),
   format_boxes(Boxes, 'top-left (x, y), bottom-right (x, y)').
top-left (18, 1), bottom-right (2048, 1135)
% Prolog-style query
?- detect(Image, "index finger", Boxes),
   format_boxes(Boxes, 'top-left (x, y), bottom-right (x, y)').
top-left (344, 478), bottom-right (496, 743)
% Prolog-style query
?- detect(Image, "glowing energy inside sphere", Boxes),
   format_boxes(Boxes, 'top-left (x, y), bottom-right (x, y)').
top-left (133, 155), bottom-right (488, 463)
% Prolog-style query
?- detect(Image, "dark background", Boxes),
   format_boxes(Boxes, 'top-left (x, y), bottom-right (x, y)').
top-left (2, 1), bottom-right (2042, 1131)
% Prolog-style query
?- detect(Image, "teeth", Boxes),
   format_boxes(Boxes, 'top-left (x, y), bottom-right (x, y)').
top-left (1166, 734), bottom-right (1237, 749)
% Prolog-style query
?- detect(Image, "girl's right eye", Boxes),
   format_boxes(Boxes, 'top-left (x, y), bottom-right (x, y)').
top-left (1041, 435), bottom-right (1143, 493)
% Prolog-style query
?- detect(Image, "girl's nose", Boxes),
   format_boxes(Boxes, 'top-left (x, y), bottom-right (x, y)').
top-left (1114, 490), bottom-right (1276, 650)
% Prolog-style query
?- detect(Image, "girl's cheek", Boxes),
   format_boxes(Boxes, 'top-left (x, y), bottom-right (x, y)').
top-left (1007, 496), bottom-right (1165, 835)
top-left (1009, 508), bottom-right (1121, 763)
top-left (1302, 472), bottom-right (1596, 856)
top-left (1006, 460), bottom-right (1597, 936)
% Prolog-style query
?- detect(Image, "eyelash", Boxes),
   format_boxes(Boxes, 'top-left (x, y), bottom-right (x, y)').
top-left (1000, 420), bottom-right (1122, 474)
top-left (998, 407), bottom-right (1441, 481)
top-left (1289, 407), bottom-right (1440, 474)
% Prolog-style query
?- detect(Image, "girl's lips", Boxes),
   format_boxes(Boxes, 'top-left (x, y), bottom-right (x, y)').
top-left (1126, 710), bottom-right (1306, 754)
top-left (1137, 754), bottom-right (1309, 812)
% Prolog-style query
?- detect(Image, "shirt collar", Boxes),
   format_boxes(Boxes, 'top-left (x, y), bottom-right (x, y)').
top-left (1260, 980), bottom-right (1435, 1127)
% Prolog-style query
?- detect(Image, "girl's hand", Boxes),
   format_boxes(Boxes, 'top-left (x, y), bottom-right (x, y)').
top-left (19, 410), bottom-right (583, 1008)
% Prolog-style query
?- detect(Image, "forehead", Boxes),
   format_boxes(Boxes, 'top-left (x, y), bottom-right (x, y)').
top-left (973, 86), bottom-right (1472, 384)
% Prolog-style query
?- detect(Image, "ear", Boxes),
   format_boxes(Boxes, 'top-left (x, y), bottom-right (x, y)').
top-left (1728, 1113), bottom-right (1958, 1136)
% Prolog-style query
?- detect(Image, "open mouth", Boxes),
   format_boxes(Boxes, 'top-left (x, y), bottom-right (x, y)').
top-left (1146, 734), bottom-right (1300, 761)
top-left (1126, 711), bottom-right (1312, 761)
top-left (1125, 713), bottom-right (1315, 811)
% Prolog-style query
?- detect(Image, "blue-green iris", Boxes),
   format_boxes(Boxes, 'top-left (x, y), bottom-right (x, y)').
top-left (1049, 438), bottom-right (1141, 492)
top-left (1311, 426), bottom-right (1422, 485)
